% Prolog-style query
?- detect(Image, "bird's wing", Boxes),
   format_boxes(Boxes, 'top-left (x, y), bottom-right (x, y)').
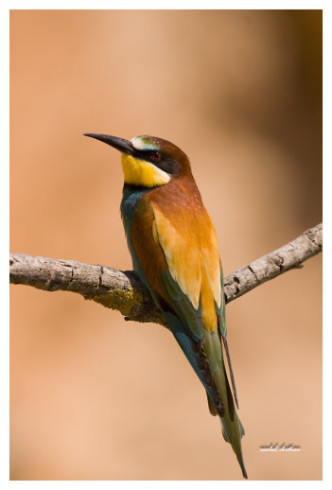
top-left (130, 193), bottom-right (237, 384)
top-left (130, 195), bottom-right (224, 407)
top-left (131, 194), bottom-right (222, 338)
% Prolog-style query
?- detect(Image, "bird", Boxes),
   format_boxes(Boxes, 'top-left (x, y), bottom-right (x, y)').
top-left (84, 133), bottom-right (247, 479)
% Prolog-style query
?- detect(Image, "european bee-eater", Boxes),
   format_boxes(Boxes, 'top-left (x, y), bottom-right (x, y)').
top-left (85, 133), bottom-right (247, 479)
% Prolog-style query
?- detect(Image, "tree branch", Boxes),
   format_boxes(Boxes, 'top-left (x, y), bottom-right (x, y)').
top-left (10, 223), bottom-right (322, 326)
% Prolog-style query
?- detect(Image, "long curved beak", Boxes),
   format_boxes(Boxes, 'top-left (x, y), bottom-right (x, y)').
top-left (84, 133), bottom-right (134, 156)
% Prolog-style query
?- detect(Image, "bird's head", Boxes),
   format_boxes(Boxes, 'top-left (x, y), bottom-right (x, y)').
top-left (84, 133), bottom-right (191, 188)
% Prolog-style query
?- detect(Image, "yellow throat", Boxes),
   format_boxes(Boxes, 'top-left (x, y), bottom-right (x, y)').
top-left (121, 154), bottom-right (170, 187)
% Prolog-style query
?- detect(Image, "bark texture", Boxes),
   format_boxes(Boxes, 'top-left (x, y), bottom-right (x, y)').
top-left (10, 223), bottom-right (322, 326)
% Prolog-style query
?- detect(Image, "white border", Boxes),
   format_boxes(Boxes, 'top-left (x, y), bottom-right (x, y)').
top-left (3, 3), bottom-right (330, 489)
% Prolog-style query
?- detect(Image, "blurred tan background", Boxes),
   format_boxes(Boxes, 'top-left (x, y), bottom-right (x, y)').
top-left (10, 10), bottom-right (322, 480)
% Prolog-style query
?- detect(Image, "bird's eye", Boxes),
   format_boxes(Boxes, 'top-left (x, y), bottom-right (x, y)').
top-left (151, 151), bottom-right (162, 162)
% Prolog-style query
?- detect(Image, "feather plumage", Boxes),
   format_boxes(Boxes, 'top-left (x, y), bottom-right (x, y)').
top-left (85, 132), bottom-right (247, 479)
top-left (129, 174), bottom-right (247, 478)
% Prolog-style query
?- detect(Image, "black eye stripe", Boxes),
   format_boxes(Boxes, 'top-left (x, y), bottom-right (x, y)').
top-left (154, 157), bottom-right (180, 176)
top-left (140, 150), bottom-right (162, 159)
top-left (133, 149), bottom-right (180, 176)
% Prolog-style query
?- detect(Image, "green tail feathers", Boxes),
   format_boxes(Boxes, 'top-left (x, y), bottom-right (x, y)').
top-left (204, 331), bottom-right (247, 479)
top-left (207, 373), bottom-right (247, 478)
top-left (220, 365), bottom-right (247, 479)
